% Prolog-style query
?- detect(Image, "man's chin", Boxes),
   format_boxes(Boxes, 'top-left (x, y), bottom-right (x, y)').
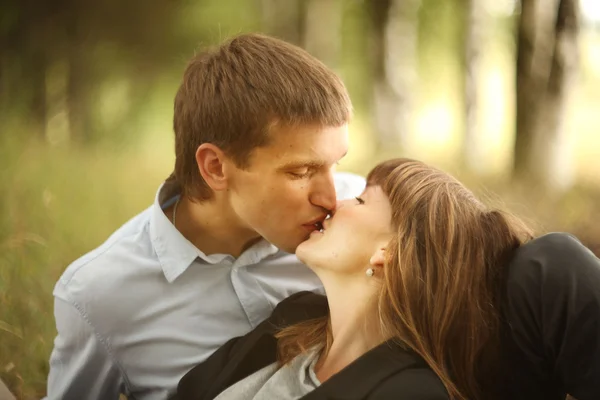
top-left (265, 231), bottom-right (312, 254)
top-left (270, 239), bottom-right (301, 255)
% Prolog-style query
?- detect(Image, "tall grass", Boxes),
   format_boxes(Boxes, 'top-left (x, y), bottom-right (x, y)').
top-left (0, 133), bottom-right (170, 399)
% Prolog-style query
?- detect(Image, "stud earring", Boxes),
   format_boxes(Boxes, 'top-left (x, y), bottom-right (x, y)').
top-left (366, 268), bottom-right (374, 277)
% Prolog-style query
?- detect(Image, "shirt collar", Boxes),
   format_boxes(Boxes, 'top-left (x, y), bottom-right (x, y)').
top-left (150, 181), bottom-right (200, 283)
top-left (149, 181), bottom-right (281, 283)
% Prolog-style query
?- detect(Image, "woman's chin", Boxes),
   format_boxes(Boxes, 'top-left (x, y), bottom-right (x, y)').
top-left (296, 236), bottom-right (319, 265)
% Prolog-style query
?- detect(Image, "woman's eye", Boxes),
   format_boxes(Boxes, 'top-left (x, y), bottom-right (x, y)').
top-left (355, 196), bottom-right (365, 205)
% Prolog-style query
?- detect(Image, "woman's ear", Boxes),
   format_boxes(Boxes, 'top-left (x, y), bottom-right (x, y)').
top-left (369, 247), bottom-right (387, 269)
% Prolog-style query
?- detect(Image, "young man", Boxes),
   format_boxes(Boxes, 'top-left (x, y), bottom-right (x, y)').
top-left (45, 33), bottom-right (365, 400)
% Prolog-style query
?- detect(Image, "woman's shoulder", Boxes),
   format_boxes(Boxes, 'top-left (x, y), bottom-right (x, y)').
top-left (371, 366), bottom-right (448, 400)
top-left (329, 341), bottom-right (449, 400)
top-left (270, 290), bottom-right (328, 326)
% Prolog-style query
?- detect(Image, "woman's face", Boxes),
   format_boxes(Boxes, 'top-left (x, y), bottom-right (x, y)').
top-left (296, 185), bottom-right (393, 274)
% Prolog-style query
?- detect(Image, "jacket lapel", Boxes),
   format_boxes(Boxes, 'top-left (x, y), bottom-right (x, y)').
top-left (194, 291), bottom-right (330, 400)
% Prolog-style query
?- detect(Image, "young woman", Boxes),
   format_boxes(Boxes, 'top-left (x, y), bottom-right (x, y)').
top-left (174, 158), bottom-right (534, 400)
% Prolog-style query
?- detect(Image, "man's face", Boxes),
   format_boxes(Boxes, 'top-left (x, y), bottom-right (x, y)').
top-left (225, 124), bottom-right (349, 253)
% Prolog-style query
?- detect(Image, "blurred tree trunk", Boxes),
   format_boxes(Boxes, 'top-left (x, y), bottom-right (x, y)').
top-left (514, 0), bottom-right (579, 191)
top-left (458, 0), bottom-right (483, 172)
top-left (67, 44), bottom-right (90, 143)
top-left (514, 0), bottom-right (547, 178)
top-left (0, 0), bottom-right (49, 139)
top-left (261, 0), bottom-right (304, 45)
top-left (66, 10), bottom-right (92, 143)
top-left (0, 1), bottom-right (21, 123)
top-left (303, 0), bottom-right (342, 67)
top-left (27, 1), bottom-right (51, 140)
top-left (30, 50), bottom-right (48, 140)
top-left (369, 0), bottom-right (419, 150)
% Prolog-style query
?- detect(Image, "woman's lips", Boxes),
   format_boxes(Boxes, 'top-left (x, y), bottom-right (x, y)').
top-left (302, 223), bottom-right (321, 233)
top-left (302, 217), bottom-right (326, 233)
top-left (309, 229), bottom-right (324, 237)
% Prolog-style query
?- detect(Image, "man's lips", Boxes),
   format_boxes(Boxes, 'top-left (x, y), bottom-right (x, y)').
top-left (302, 216), bottom-right (327, 232)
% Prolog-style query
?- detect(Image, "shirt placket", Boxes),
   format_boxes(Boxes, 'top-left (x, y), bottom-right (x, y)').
top-left (231, 264), bottom-right (273, 329)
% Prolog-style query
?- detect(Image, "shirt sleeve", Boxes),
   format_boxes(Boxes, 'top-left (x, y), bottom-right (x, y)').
top-left (45, 294), bottom-right (125, 400)
top-left (505, 232), bottom-right (600, 400)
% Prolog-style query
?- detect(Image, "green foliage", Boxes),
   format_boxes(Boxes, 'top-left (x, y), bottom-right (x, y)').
top-left (0, 132), bottom-right (169, 398)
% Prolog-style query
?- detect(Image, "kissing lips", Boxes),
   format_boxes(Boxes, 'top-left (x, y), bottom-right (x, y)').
top-left (302, 216), bottom-right (326, 234)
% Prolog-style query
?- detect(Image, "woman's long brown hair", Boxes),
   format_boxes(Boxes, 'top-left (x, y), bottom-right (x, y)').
top-left (276, 158), bottom-right (533, 399)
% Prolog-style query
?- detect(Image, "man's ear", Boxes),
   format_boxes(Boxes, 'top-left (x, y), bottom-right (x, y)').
top-left (369, 246), bottom-right (387, 269)
top-left (195, 143), bottom-right (228, 192)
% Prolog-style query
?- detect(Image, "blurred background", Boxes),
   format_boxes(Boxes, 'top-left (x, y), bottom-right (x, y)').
top-left (1, 0), bottom-right (599, 398)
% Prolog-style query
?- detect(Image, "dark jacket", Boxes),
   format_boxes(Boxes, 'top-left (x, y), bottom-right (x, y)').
top-left (497, 232), bottom-right (600, 400)
top-left (176, 291), bottom-right (448, 400)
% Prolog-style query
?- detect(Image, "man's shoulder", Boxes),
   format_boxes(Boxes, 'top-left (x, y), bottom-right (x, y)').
top-left (334, 171), bottom-right (366, 200)
top-left (507, 232), bottom-right (600, 293)
top-left (509, 232), bottom-right (598, 274)
top-left (515, 232), bottom-right (590, 258)
top-left (53, 207), bottom-right (163, 338)
top-left (55, 206), bottom-right (154, 300)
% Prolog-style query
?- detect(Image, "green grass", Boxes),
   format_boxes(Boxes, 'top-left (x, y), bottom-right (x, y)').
top-left (0, 134), bottom-right (171, 399)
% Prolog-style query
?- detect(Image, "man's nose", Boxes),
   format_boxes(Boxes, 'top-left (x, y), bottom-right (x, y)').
top-left (328, 200), bottom-right (344, 217)
top-left (309, 173), bottom-right (337, 213)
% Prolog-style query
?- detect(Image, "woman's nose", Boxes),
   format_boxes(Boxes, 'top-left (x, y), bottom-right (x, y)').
top-left (330, 200), bottom-right (350, 216)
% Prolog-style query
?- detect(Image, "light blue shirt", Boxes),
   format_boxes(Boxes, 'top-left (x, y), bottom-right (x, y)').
top-left (45, 172), bottom-right (365, 400)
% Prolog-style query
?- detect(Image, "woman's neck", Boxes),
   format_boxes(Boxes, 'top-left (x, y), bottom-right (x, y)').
top-left (315, 276), bottom-right (386, 382)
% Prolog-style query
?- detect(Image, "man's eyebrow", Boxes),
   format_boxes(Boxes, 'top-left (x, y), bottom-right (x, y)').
top-left (277, 151), bottom-right (348, 171)
top-left (278, 160), bottom-right (326, 170)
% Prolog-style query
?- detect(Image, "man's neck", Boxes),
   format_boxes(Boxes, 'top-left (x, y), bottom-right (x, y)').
top-left (173, 195), bottom-right (262, 258)
top-left (316, 275), bottom-right (385, 381)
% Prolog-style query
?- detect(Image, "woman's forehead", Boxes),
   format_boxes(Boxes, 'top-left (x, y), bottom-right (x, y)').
top-left (362, 185), bottom-right (386, 200)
